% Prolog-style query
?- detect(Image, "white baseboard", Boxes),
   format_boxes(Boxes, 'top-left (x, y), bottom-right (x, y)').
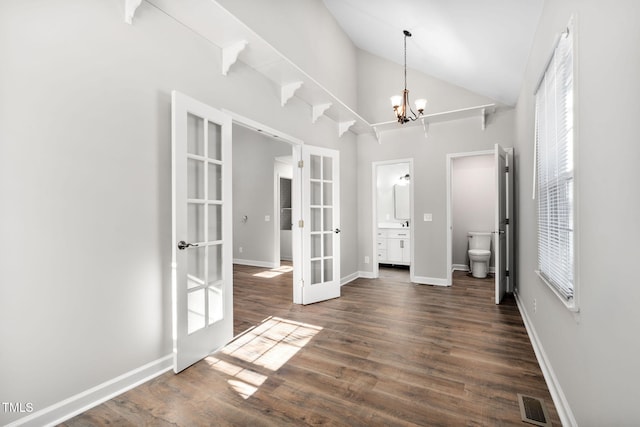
top-left (358, 270), bottom-right (376, 279)
top-left (233, 258), bottom-right (278, 269)
top-left (452, 264), bottom-right (469, 271)
top-left (412, 275), bottom-right (450, 286)
top-left (340, 271), bottom-right (359, 286)
top-left (7, 355), bottom-right (173, 427)
top-left (514, 291), bottom-right (577, 427)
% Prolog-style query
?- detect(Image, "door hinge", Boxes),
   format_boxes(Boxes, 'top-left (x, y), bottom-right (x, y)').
top-left (505, 218), bottom-right (510, 225)
top-left (505, 166), bottom-right (509, 173)
top-left (298, 219), bottom-right (304, 228)
top-left (506, 270), bottom-right (510, 277)
top-left (298, 160), bottom-right (304, 168)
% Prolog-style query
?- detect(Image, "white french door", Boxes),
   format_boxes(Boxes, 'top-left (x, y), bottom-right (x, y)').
top-left (301, 145), bottom-right (340, 305)
top-left (171, 91), bottom-right (233, 373)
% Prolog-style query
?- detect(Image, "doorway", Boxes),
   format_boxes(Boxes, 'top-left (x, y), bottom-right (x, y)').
top-left (372, 159), bottom-right (414, 281)
top-left (446, 146), bottom-right (514, 302)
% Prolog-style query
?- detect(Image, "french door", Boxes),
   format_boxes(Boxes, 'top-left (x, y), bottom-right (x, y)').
top-left (171, 91), bottom-right (233, 373)
top-left (300, 145), bottom-right (341, 305)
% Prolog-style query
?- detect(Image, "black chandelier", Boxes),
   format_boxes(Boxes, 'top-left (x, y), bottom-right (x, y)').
top-left (390, 30), bottom-right (427, 124)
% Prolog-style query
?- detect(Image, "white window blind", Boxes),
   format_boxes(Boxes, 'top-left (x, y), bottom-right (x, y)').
top-left (535, 23), bottom-right (575, 300)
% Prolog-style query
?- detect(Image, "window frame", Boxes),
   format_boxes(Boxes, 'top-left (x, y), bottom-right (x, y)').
top-left (533, 17), bottom-right (579, 312)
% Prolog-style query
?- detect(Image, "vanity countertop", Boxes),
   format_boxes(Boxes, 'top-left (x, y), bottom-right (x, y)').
top-left (378, 223), bottom-right (410, 229)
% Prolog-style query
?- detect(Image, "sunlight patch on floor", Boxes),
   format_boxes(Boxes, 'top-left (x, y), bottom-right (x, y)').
top-left (205, 316), bottom-right (322, 399)
top-left (252, 265), bottom-right (294, 278)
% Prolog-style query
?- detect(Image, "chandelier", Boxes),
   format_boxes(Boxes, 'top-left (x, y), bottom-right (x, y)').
top-left (390, 30), bottom-right (427, 124)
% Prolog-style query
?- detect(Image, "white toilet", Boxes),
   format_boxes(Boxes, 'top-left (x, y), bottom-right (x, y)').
top-left (468, 232), bottom-right (492, 278)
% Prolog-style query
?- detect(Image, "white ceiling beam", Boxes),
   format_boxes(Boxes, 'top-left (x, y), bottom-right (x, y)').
top-left (281, 81), bottom-right (303, 107)
top-left (124, 0), bottom-right (142, 24)
top-left (221, 40), bottom-right (248, 76)
top-left (311, 103), bottom-right (332, 123)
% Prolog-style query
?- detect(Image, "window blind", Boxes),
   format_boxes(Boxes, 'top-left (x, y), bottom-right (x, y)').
top-left (535, 24), bottom-right (574, 300)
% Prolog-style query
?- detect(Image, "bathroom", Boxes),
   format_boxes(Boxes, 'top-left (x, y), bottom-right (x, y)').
top-left (451, 154), bottom-right (496, 277)
top-left (375, 161), bottom-right (412, 274)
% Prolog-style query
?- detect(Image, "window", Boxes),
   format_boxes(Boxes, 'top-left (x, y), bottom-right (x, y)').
top-left (534, 20), bottom-right (576, 306)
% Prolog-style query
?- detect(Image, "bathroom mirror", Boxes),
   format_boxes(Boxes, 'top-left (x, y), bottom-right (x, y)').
top-left (394, 184), bottom-right (410, 220)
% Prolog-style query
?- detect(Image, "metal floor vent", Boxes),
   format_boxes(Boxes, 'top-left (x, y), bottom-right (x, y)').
top-left (517, 394), bottom-right (551, 426)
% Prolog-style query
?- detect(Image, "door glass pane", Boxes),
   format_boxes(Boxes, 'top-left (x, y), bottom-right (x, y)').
top-left (187, 288), bottom-right (205, 334)
top-left (311, 234), bottom-right (321, 258)
top-left (323, 183), bottom-right (333, 206)
top-left (208, 163), bottom-right (222, 201)
top-left (188, 159), bottom-right (204, 199)
top-left (187, 247), bottom-right (205, 289)
top-left (187, 113), bottom-right (204, 156)
top-left (207, 121), bottom-right (221, 161)
top-left (208, 244), bottom-right (222, 283)
top-left (310, 208), bottom-right (322, 232)
top-left (322, 156), bottom-right (332, 180)
top-left (323, 207), bottom-right (333, 231)
top-left (323, 258), bottom-right (333, 282)
top-left (208, 284), bottom-right (223, 325)
top-left (188, 203), bottom-right (204, 243)
top-left (208, 204), bottom-right (222, 241)
top-left (311, 260), bottom-right (322, 285)
top-left (310, 181), bottom-right (321, 205)
top-left (310, 155), bottom-right (321, 180)
top-left (323, 233), bottom-right (333, 257)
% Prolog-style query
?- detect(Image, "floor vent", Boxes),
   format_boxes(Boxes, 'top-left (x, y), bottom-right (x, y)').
top-left (517, 394), bottom-right (551, 426)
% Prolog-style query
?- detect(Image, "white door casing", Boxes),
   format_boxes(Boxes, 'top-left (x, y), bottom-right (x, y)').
top-left (301, 145), bottom-right (340, 304)
top-left (494, 144), bottom-right (508, 304)
top-left (171, 91), bottom-right (233, 373)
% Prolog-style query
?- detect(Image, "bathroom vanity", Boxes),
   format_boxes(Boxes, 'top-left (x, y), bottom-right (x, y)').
top-left (377, 226), bottom-right (411, 265)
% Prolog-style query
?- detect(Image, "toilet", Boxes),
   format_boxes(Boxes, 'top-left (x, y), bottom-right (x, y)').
top-left (468, 232), bottom-right (492, 278)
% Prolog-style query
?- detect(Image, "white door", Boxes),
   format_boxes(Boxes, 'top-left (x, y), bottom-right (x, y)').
top-left (494, 144), bottom-right (508, 304)
top-left (301, 145), bottom-right (340, 304)
top-left (171, 91), bottom-right (233, 373)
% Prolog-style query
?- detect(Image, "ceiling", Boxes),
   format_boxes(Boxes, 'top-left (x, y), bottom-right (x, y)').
top-left (323, 0), bottom-right (544, 106)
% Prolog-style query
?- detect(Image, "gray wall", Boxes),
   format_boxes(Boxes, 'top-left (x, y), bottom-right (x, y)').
top-left (232, 125), bottom-right (291, 266)
top-left (452, 155), bottom-right (495, 268)
top-left (514, 0), bottom-right (640, 424)
top-left (0, 0), bottom-right (359, 424)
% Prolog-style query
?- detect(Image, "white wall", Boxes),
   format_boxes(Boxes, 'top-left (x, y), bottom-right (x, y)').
top-left (451, 155), bottom-right (495, 268)
top-left (232, 125), bottom-right (291, 266)
top-left (0, 1), bottom-right (360, 424)
top-left (514, 0), bottom-right (640, 424)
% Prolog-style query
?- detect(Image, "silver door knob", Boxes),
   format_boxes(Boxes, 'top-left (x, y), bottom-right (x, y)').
top-left (177, 240), bottom-right (199, 250)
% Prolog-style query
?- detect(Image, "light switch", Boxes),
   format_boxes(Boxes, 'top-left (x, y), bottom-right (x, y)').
top-left (423, 213), bottom-right (432, 221)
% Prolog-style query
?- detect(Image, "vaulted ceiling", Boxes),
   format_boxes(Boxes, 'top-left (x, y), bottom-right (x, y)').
top-left (323, 0), bottom-right (544, 106)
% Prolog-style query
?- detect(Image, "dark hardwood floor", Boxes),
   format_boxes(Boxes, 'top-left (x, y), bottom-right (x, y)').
top-left (61, 265), bottom-right (560, 426)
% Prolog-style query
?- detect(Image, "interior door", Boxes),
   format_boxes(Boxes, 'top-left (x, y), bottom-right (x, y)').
top-left (494, 144), bottom-right (508, 304)
top-left (171, 91), bottom-right (233, 373)
top-left (301, 145), bottom-right (340, 304)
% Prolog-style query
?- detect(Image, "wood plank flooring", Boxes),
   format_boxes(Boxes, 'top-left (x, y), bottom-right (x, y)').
top-left (61, 265), bottom-right (560, 426)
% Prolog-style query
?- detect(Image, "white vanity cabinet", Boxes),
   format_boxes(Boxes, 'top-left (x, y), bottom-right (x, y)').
top-left (377, 228), bottom-right (410, 265)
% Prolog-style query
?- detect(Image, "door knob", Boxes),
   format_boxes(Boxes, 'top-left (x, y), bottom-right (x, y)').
top-left (177, 240), bottom-right (199, 250)
top-left (334, 228), bottom-right (341, 234)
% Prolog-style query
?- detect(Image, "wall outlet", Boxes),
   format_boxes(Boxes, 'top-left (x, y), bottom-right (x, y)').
top-left (264, 215), bottom-right (270, 222)
top-left (423, 213), bottom-right (432, 221)
top-left (239, 247), bottom-right (243, 253)
top-left (364, 256), bottom-right (370, 264)
top-left (533, 298), bottom-right (537, 313)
